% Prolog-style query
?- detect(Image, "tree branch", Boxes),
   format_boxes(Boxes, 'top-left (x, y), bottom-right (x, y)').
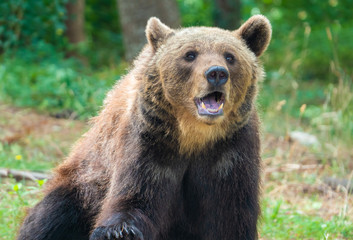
top-left (0, 168), bottom-right (50, 181)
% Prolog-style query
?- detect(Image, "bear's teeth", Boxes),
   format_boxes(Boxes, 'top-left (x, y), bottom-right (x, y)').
top-left (206, 104), bottom-right (224, 113)
top-left (218, 103), bottom-right (224, 110)
top-left (201, 102), bottom-right (207, 109)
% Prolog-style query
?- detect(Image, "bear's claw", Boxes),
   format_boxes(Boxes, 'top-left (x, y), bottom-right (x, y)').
top-left (90, 222), bottom-right (143, 240)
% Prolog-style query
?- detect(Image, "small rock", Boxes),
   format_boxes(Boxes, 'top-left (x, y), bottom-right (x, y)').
top-left (289, 131), bottom-right (319, 146)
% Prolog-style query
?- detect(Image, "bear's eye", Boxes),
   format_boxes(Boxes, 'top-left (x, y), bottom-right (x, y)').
top-left (225, 53), bottom-right (235, 64)
top-left (184, 51), bottom-right (197, 62)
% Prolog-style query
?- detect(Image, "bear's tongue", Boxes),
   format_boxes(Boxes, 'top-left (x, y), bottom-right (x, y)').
top-left (197, 92), bottom-right (224, 115)
top-left (202, 95), bottom-right (220, 109)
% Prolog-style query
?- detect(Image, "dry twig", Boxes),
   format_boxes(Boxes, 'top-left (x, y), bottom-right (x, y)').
top-left (265, 163), bottom-right (323, 174)
top-left (0, 168), bottom-right (50, 181)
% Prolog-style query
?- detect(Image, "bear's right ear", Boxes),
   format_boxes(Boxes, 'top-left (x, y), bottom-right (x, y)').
top-left (146, 17), bottom-right (174, 52)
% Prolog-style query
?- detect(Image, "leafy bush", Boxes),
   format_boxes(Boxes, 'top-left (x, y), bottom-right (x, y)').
top-left (0, 52), bottom-right (125, 119)
top-left (84, 0), bottom-right (124, 68)
top-left (177, 0), bottom-right (213, 26)
top-left (0, 0), bottom-right (68, 53)
top-left (247, 0), bottom-right (353, 80)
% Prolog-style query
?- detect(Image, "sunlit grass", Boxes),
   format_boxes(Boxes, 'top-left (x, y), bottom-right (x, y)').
top-left (0, 179), bottom-right (44, 240)
top-left (261, 198), bottom-right (353, 239)
top-left (0, 142), bottom-right (54, 171)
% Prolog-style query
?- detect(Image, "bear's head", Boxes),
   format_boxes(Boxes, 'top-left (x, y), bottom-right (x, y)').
top-left (144, 16), bottom-right (271, 154)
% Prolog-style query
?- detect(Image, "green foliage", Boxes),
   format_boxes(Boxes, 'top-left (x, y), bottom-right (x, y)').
top-left (0, 0), bottom-right (125, 118)
top-left (245, 0), bottom-right (353, 80)
top-left (0, 0), bottom-right (68, 53)
top-left (0, 52), bottom-right (125, 119)
top-left (84, 0), bottom-right (124, 68)
top-left (177, 0), bottom-right (213, 26)
top-left (0, 0), bottom-right (123, 68)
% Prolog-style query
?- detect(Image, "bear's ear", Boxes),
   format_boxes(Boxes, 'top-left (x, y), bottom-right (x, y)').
top-left (236, 15), bottom-right (272, 57)
top-left (146, 17), bottom-right (174, 51)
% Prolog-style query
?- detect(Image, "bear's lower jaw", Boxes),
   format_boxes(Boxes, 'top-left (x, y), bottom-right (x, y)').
top-left (194, 91), bottom-right (225, 116)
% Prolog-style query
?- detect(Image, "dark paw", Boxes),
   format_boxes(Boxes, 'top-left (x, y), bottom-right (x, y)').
top-left (90, 222), bottom-right (143, 240)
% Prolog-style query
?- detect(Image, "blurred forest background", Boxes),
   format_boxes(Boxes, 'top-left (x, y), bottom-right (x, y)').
top-left (0, 0), bottom-right (353, 239)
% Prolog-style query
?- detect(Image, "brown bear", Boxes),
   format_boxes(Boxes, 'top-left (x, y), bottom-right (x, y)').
top-left (17, 15), bottom-right (271, 240)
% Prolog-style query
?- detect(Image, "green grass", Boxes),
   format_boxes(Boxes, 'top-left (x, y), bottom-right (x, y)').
top-left (0, 179), bottom-right (44, 240)
top-left (1, 181), bottom-right (352, 240)
top-left (0, 105), bottom-right (86, 239)
top-left (261, 198), bottom-right (353, 239)
top-left (0, 142), bottom-right (54, 171)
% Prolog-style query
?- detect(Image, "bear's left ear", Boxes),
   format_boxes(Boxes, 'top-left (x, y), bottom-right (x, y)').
top-left (236, 15), bottom-right (272, 57)
top-left (146, 17), bottom-right (174, 52)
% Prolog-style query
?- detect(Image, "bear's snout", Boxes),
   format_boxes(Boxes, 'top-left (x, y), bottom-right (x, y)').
top-left (205, 66), bottom-right (229, 87)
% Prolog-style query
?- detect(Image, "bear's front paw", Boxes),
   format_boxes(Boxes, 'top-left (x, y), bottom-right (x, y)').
top-left (90, 222), bottom-right (143, 240)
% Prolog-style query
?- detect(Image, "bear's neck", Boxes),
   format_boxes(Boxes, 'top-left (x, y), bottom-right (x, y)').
top-left (176, 116), bottom-right (229, 155)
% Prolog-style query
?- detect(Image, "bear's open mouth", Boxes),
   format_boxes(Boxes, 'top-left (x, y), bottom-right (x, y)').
top-left (194, 91), bottom-right (225, 116)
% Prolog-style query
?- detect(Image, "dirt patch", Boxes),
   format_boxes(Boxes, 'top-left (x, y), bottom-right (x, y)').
top-left (262, 132), bottom-right (353, 221)
top-left (0, 103), bottom-right (87, 159)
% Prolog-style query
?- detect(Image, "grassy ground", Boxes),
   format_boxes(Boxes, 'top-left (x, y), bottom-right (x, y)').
top-left (0, 104), bottom-right (87, 240)
top-left (0, 102), bottom-right (352, 240)
top-left (260, 136), bottom-right (353, 239)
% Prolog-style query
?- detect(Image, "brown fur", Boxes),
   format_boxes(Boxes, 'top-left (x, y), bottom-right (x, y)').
top-left (17, 15), bottom-right (271, 240)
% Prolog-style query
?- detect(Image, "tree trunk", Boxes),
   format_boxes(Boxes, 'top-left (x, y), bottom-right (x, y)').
top-left (65, 0), bottom-right (85, 44)
top-left (117, 0), bottom-right (181, 61)
top-left (213, 0), bottom-right (241, 30)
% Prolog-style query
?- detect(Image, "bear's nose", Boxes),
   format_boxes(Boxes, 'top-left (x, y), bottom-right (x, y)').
top-left (205, 66), bottom-right (229, 86)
